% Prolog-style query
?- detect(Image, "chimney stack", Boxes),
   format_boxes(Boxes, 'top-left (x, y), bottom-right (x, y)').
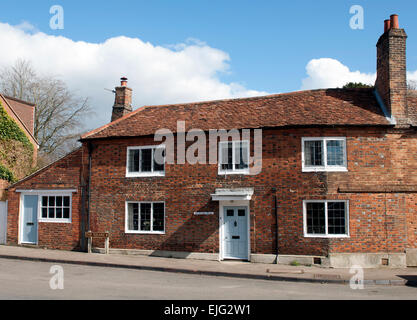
top-left (375, 14), bottom-right (408, 126)
top-left (111, 77), bottom-right (132, 122)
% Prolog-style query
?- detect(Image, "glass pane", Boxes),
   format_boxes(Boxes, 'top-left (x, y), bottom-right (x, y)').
top-left (56, 208), bottom-right (62, 219)
top-left (327, 140), bottom-right (345, 166)
top-left (328, 202), bottom-right (346, 235)
top-left (141, 149), bottom-right (152, 172)
top-left (42, 208), bottom-right (48, 218)
top-left (42, 196), bottom-right (48, 207)
top-left (306, 202), bottom-right (325, 234)
top-left (220, 142), bottom-right (233, 170)
top-left (235, 141), bottom-right (249, 170)
top-left (304, 141), bottom-right (323, 166)
top-left (128, 203), bottom-right (139, 231)
top-left (128, 149), bottom-right (140, 172)
top-left (140, 203), bottom-right (151, 231)
top-left (63, 196), bottom-right (70, 207)
top-left (153, 148), bottom-right (165, 172)
top-left (227, 209), bottom-right (234, 217)
top-left (48, 196), bottom-right (55, 207)
top-left (56, 196), bottom-right (62, 207)
top-left (238, 209), bottom-right (246, 217)
top-left (63, 208), bottom-right (70, 219)
top-left (153, 203), bottom-right (165, 231)
top-left (48, 208), bottom-right (55, 219)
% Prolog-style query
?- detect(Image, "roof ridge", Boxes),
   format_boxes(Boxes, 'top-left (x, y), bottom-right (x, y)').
top-left (3, 94), bottom-right (36, 107)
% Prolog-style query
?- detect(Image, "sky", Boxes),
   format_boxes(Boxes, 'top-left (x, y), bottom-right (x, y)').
top-left (0, 0), bottom-right (417, 130)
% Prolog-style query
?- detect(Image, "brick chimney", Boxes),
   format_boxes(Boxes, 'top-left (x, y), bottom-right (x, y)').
top-left (111, 77), bottom-right (132, 122)
top-left (375, 14), bottom-right (408, 126)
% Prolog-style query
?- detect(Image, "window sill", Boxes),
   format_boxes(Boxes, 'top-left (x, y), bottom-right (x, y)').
top-left (302, 167), bottom-right (348, 173)
top-left (218, 170), bottom-right (250, 176)
top-left (125, 231), bottom-right (165, 235)
top-left (126, 172), bottom-right (165, 178)
top-left (304, 234), bottom-right (350, 239)
top-left (38, 219), bottom-right (72, 224)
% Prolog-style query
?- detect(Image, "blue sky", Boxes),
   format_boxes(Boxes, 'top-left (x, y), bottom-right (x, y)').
top-left (0, 1), bottom-right (416, 128)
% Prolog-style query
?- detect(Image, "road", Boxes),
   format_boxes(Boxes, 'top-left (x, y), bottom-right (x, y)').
top-left (0, 258), bottom-right (416, 300)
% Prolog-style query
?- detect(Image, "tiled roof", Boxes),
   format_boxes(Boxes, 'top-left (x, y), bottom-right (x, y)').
top-left (82, 88), bottom-right (392, 140)
top-left (3, 96), bottom-right (35, 135)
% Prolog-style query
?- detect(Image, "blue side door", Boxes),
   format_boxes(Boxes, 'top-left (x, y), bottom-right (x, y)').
top-left (22, 195), bottom-right (38, 244)
top-left (223, 207), bottom-right (248, 260)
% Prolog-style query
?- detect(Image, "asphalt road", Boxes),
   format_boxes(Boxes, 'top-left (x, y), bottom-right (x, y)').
top-left (0, 258), bottom-right (416, 300)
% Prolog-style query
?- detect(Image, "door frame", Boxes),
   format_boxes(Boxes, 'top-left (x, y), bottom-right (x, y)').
top-left (219, 200), bottom-right (250, 261)
top-left (18, 193), bottom-right (39, 245)
top-left (0, 201), bottom-right (7, 244)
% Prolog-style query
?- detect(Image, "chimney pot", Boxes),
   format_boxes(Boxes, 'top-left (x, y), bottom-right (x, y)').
top-left (120, 77), bottom-right (128, 87)
top-left (384, 19), bottom-right (391, 33)
top-left (390, 14), bottom-right (399, 29)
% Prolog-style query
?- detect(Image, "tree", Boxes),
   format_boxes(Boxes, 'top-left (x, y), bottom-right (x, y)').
top-left (343, 82), bottom-right (373, 89)
top-left (407, 80), bottom-right (417, 91)
top-left (0, 59), bottom-right (93, 162)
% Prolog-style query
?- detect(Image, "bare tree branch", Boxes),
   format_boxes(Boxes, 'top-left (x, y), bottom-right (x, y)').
top-left (0, 59), bottom-right (94, 162)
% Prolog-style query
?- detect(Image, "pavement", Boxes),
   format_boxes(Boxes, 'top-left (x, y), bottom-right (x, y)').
top-left (0, 245), bottom-right (416, 286)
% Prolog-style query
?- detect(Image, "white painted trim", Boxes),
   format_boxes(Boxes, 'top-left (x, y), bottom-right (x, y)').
top-left (302, 200), bottom-right (350, 238)
top-left (126, 145), bottom-right (166, 178)
top-left (218, 140), bottom-right (250, 175)
top-left (125, 201), bottom-right (166, 234)
top-left (301, 137), bottom-right (348, 172)
top-left (218, 200), bottom-right (250, 261)
top-left (16, 189), bottom-right (77, 194)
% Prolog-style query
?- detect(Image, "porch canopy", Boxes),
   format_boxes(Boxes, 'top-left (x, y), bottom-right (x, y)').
top-left (211, 188), bottom-right (254, 201)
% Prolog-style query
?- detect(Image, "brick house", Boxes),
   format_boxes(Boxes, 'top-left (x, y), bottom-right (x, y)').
top-left (5, 15), bottom-right (417, 267)
top-left (0, 94), bottom-right (38, 199)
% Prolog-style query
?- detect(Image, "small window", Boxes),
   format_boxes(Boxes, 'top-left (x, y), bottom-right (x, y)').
top-left (126, 202), bottom-right (165, 234)
top-left (219, 141), bottom-right (249, 174)
top-left (40, 195), bottom-right (71, 222)
top-left (302, 138), bottom-right (347, 172)
top-left (303, 200), bottom-right (349, 238)
top-left (127, 146), bottom-right (165, 177)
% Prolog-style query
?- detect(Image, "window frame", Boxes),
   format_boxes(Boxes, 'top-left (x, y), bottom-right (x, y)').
top-left (301, 137), bottom-right (347, 172)
top-left (38, 193), bottom-right (73, 224)
top-left (302, 200), bottom-right (350, 238)
top-left (125, 201), bottom-right (166, 234)
top-left (218, 140), bottom-right (250, 175)
top-left (126, 145), bottom-right (166, 178)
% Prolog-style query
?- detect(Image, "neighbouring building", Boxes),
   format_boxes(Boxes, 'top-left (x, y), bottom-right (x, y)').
top-left (0, 94), bottom-right (38, 244)
top-left (5, 15), bottom-right (417, 267)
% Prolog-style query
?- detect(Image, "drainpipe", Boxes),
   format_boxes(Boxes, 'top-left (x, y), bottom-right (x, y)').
top-left (272, 187), bottom-right (278, 263)
top-left (87, 142), bottom-right (94, 235)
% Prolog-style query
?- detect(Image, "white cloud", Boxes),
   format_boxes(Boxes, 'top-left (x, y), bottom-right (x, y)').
top-left (0, 21), bottom-right (267, 129)
top-left (301, 58), bottom-right (376, 90)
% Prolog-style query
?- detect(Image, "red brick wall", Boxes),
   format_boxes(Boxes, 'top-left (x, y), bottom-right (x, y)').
top-left (7, 148), bottom-right (87, 250)
top-left (87, 127), bottom-right (417, 256)
top-left (6, 126), bottom-right (417, 257)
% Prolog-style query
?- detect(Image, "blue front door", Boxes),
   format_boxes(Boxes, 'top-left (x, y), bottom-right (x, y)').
top-left (22, 195), bottom-right (38, 244)
top-left (223, 206), bottom-right (248, 260)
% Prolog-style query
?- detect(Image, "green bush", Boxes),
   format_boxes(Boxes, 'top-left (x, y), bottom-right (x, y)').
top-left (0, 103), bottom-right (34, 182)
top-left (0, 103), bottom-right (33, 150)
top-left (0, 164), bottom-right (16, 183)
